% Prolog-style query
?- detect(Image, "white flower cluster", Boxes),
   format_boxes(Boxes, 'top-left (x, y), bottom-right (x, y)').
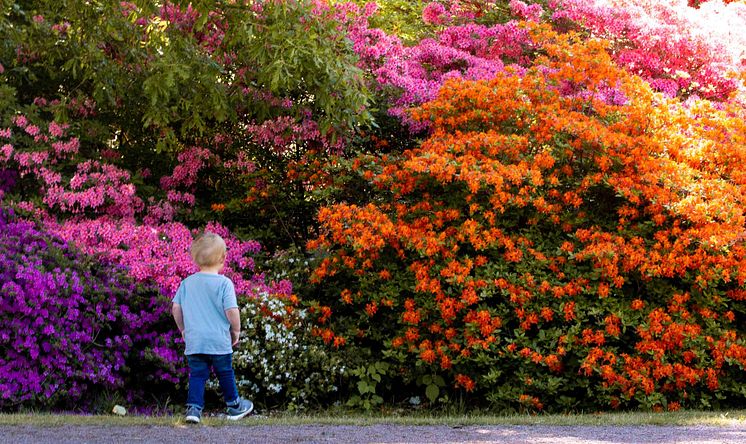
top-left (267, 253), bottom-right (311, 282)
top-left (232, 291), bottom-right (345, 409)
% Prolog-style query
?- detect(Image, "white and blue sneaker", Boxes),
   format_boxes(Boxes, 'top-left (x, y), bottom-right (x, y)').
top-left (226, 398), bottom-right (253, 420)
top-left (185, 406), bottom-right (202, 424)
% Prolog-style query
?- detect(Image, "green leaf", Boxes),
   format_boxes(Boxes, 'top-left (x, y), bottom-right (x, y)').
top-left (425, 384), bottom-right (439, 403)
top-left (357, 380), bottom-right (370, 394)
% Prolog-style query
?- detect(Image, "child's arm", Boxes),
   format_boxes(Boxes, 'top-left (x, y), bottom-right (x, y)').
top-left (225, 308), bottom-right (240, 346)
top-left (172, 303), bottom-right (185, 338)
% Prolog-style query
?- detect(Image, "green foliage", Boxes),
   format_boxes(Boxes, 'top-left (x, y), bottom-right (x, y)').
top-left (346, 361), bottom-right (390, 410)
top-left (348, 0), bottom-right (430, 44)
top-left (418, 374), bottom-right (446, 403)
top-left (234, 0), bottom-right (373, 139)
top-left (1, 0), bottom-right (376, 238)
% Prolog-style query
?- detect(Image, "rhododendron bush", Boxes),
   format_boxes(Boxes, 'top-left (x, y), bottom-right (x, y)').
top-left (552, 0), bottom-right (746, 101)
top-left (0, 209), bottom-right (178, 409)
top-left (357, 0), bottom-right (746, 129)
top-left (309, 25), bottom-right (746, 411)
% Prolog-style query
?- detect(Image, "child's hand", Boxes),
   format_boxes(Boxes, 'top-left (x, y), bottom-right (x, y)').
top-left (231, 329), bottom-right (240, 347)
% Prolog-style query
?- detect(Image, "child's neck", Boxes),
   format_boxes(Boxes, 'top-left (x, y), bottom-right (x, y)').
top-left (199, 265), bottom-right (222, 274)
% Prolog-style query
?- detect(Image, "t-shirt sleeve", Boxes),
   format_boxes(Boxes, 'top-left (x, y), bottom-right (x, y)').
top-left (222, 279), bottom-right (238, 310)
top-left (172, 281), bottom-right (185, 304)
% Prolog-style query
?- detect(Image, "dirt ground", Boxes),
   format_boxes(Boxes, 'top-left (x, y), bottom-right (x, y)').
top-left (2, 424), bottom-right (746, 443)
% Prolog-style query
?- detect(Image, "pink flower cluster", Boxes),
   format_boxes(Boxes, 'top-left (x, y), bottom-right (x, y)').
top-left (47, 217), bottom-right (291, 299)
top-left (423, 2), bottom-right (448, 25)
top-left (159, 146), bottom-right (211, 190)
top-left (246, 115), bottom-right (327, 153)
top-left (552, 0), bottom-right (746, 100)
top-left (223, 151), bottom-right (256, 175)
top-left (158, 2), bottom-right (227, 55)
top-left (509, 0), bottom-right (544, 22)
top-left (44, 160), bottom-right (143, 217)
top-left (0, 143), bottom-right (12, 162)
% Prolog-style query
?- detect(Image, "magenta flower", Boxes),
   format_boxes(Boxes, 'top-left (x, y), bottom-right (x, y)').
top-left (423, 2), bottom-right (448, 25)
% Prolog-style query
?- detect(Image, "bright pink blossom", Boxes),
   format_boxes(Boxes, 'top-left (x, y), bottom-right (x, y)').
top-left (12, 115), bottom-right (28, 128)
top-left (423, 2), bottom-right (448, 25)
top-left (552, 0), bottom-right (746, 100)
top-left (510, 0), bottom-right (544, 22)
top-left (24, 125), bottom-right (40, 137)
top-left (47, 122), bottom-right (66, 138)
top-left (0, 144), bottom-right (12, 162)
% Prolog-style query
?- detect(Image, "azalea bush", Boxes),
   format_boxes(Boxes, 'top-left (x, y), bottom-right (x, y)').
top-left (0, 0), bottom-right (377, 249)
top-left (0, 209), bottom-right (178, 410)
top-left (309, 25), bottom-right (746, 412)
top-left (346, 0), bottom-right (746, 138)
top-left (552, 0), bottom-right (746, 101)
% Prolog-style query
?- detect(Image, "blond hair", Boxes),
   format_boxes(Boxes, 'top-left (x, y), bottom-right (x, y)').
top-left (190, 232), bottom-right (227, 267)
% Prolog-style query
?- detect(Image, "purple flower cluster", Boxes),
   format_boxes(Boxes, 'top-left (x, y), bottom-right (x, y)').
top-left (0, 208), bottom-right (181, 410)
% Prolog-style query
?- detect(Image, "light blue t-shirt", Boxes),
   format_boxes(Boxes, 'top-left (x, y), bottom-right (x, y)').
top-left (172, 272), bottom-right (238, 355)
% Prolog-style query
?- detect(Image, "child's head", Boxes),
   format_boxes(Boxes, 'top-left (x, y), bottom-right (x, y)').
top-left (190, 232), bottom-right (227, 269)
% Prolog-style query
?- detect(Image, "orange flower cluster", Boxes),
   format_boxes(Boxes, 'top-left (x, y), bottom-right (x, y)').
top-left (518, 394), bottom-right (544, 411)
top-left (309, 23), bottom-right (746, 410)
top-left (311, 326), bottom-right (346, 348)
top-left (454, 374), bottom-right (475, 392)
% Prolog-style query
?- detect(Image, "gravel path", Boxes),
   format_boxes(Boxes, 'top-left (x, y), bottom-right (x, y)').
top-left (2, 424), bottom-right (746, 443)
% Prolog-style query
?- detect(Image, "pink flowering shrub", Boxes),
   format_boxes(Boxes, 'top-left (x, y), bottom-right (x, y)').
top-left (551, 0), bottom-right (746, 100)
top-left (1, 109), bottom-right (292, 298)
top-left (48, 218), bottom-right (290, 299)
top-left (1, 114), bottom-right (144, 218)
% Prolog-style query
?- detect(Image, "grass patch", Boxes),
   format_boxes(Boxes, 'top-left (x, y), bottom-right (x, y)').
top-left (1, 410), bottom-right (746, 427)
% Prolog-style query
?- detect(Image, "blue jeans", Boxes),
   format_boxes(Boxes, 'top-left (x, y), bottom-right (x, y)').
top-left (186, 353), bottom-right (239, 410)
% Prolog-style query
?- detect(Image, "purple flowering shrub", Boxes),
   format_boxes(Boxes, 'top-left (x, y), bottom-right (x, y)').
top-left (0, 208), bottom-right (181, 410)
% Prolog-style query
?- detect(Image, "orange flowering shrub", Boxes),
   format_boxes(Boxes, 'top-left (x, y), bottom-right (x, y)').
top-left (309, 23), bottom-right (746, 411)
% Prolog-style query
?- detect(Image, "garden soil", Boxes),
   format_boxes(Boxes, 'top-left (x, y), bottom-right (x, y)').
top-left (2, 424), bottom-right (746, 443)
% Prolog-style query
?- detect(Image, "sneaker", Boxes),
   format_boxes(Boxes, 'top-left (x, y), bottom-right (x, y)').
top-left (185, 406), bottom-right (201, 424)
top-left (226, 398), bottom-right (253, 420)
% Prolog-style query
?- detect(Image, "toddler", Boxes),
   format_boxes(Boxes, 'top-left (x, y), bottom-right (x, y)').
top-left (172, 232), bottom-right (253, 423)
